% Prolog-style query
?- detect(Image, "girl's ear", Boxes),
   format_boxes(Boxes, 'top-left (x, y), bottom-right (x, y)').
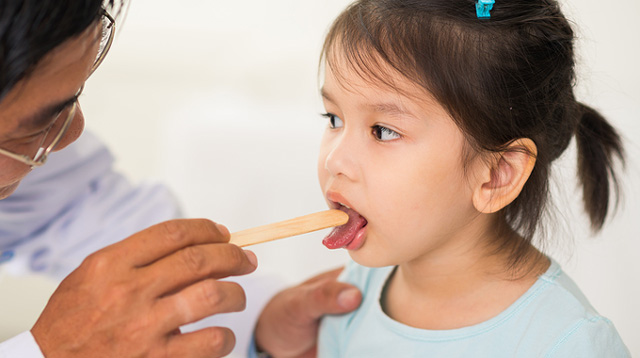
top-left (472, 138), bottom-right (537, 214)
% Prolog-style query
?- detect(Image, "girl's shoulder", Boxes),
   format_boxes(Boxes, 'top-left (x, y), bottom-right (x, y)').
top-left (515, 259), bottom-right (630, 357)
top-left (535, 259), bottom-right (604, 319)
top-left (329, 259), bottom-right (631, 357)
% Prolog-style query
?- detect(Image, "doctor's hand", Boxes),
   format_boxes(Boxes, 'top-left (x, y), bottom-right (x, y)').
top-left (30, 219), bottom-right (257, 358)
top-left (254, 267), bottom-right (362, 358)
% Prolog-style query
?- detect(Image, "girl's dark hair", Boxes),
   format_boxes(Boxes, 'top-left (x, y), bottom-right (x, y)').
top-left (0, 0), bottom-right (123, 101)
top-left (321, 0), bottom-right (624, 266)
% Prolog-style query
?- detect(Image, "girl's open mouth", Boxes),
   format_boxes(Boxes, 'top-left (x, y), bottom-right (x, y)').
top-left (322, 205), bottom-right (368, 250)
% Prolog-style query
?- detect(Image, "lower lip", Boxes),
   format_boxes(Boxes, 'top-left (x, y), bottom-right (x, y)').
top-left (345, 225), bottom-right (367, 250)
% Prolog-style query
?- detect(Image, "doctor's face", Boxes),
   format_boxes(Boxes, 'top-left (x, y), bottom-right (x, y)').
top-left (0, 24), bottom-right (101, 199)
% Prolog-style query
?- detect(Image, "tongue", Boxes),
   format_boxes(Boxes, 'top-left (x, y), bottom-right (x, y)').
top-left (322, 207), bottom-right (367, 249)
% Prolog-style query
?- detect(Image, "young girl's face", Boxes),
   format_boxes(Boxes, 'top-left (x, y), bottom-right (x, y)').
top-left (318, 60), bottom-right (486, 268)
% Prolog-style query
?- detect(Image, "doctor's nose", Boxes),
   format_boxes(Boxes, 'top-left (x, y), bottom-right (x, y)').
top-left (53, 104), bottom-right (85, 153)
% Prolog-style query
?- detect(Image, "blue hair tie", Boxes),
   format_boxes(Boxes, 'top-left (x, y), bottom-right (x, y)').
top-left (476, 0), bottom-right (495, 19)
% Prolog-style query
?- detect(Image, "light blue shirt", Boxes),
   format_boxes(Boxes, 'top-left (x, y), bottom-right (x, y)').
top-left (319, 260), bottom-right (630, 357)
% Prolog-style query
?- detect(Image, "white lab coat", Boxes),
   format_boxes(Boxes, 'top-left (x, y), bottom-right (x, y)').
top-left (0, 131), bottom-right (275, 357)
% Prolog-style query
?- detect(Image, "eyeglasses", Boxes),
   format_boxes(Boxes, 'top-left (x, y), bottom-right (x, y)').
top-left (0, 9), bottom-right (115, 167)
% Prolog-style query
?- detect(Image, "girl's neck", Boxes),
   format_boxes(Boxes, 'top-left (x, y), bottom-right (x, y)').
top-left (381, 231), bottom-right (549, 330)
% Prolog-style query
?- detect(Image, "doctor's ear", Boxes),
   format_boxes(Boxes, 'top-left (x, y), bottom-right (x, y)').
top-left (472, 138), bottom-right (537, 214)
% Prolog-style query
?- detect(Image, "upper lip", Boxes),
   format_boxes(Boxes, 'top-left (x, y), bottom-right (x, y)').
top-left (326, 190), bottom-right (354, 211)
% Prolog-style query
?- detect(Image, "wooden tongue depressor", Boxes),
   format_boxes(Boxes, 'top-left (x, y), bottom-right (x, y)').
top-left (230, 209), bottom-right (349, 247)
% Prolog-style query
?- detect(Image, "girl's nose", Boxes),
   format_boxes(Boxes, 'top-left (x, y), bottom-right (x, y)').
top-left (323, 132), bottom-right (359, 181)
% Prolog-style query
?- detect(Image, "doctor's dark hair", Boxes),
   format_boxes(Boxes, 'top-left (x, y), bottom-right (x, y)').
top-left (0, 0), bottom-right (123, 101)
top-left (321, 0), bottom-right (624, 265)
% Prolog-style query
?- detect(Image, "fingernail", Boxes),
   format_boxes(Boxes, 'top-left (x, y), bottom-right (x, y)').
top-left (244, 250), bottom-right (258, 267)
top-left (337, 287), bottom-right (360, 309)
top-left (215, 223), bottom-right (230, 238)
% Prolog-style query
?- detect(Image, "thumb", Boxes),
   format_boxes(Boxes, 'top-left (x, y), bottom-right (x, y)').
top-left (301, 280), bottom-right (362, 320)
top-left (336, 285), bottom-right (362, 312)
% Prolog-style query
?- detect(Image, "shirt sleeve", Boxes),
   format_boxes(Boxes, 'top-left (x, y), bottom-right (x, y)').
top-left (0, 331), bottom-right (44, 358)
top-left (0, 131), bottom-right (182, 279)
top-left (547, 316), bottom-right (631, 358)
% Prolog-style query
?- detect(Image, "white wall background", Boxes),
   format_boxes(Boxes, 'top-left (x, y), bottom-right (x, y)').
top-left (1, 0), bottom-right (638, 356)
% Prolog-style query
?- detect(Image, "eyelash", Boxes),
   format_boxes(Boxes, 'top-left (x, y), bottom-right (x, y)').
top-left (371, 125), bottom-right (401, 141)
top-left (320, 112), bottom-right (402, 141)
top-left (8, 108), bottom-right (67, 146)
top-left (26, 118), bottom-right (58, 138)
top-left (320, 112), bottom-right (340, 129)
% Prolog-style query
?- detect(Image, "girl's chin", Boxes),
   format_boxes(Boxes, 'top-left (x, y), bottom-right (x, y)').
top-left (347, 240), bottom-right (392, 268)
top-left (348, 252), bottom-right (392, 268)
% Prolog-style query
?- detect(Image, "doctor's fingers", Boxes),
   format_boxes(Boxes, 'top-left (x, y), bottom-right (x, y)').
top-left (165, 327), bottom-right (236, 358)
top-left (103, 219), bottom-right (232, 268)
top-left (154, 279), bottom-right (246, 333)
top-left (137, 242), bottom-right (257, 297)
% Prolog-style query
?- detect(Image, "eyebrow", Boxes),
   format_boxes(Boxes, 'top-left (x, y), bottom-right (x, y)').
top-left (320, 87), bottom-right (335, 104)
top-left (369, 102), bottom-right (414, 117)
top-left (321, 87), bottom-right (417, 119)
top-left (18, 95), bottom-right (79, 131)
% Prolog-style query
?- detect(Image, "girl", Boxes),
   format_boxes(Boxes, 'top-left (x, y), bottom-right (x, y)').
top-left (316, 0), bottom-right (630, 356)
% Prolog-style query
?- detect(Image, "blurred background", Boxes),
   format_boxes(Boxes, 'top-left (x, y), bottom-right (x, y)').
top-left (1, 0), bottom-right (638, 356)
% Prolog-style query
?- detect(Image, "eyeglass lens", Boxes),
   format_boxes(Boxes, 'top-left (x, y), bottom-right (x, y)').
top-left (33, 105), bottom-right (76, 161)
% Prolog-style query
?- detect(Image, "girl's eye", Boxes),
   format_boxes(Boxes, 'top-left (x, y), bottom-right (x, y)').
top-left (372, 125), bottom-right (401, 141)
top-left (322, 113), bottom-right (344, 129)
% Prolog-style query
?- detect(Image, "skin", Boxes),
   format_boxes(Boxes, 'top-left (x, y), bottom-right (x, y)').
top-left (255, 268), bottom-right (362, 358)
top-left (0, 20), bottom-right (361, 357)
top-left (317, 59), bottom-right (548, 330)
top-left (32, 219), bottom-right (257, 357)
top-left (0, 23), bottom-right (95, 198)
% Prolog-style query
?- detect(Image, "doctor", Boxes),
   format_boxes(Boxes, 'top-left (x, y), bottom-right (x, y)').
top-left (0, 1), bottom-right (360, 357)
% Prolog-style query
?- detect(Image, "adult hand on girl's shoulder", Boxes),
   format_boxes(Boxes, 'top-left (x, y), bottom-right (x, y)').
top-left (254, 267), bottom-right (362, 357)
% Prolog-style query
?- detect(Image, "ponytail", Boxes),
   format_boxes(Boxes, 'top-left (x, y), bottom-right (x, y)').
top-left (575, 103), bottom-right (625, 230)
